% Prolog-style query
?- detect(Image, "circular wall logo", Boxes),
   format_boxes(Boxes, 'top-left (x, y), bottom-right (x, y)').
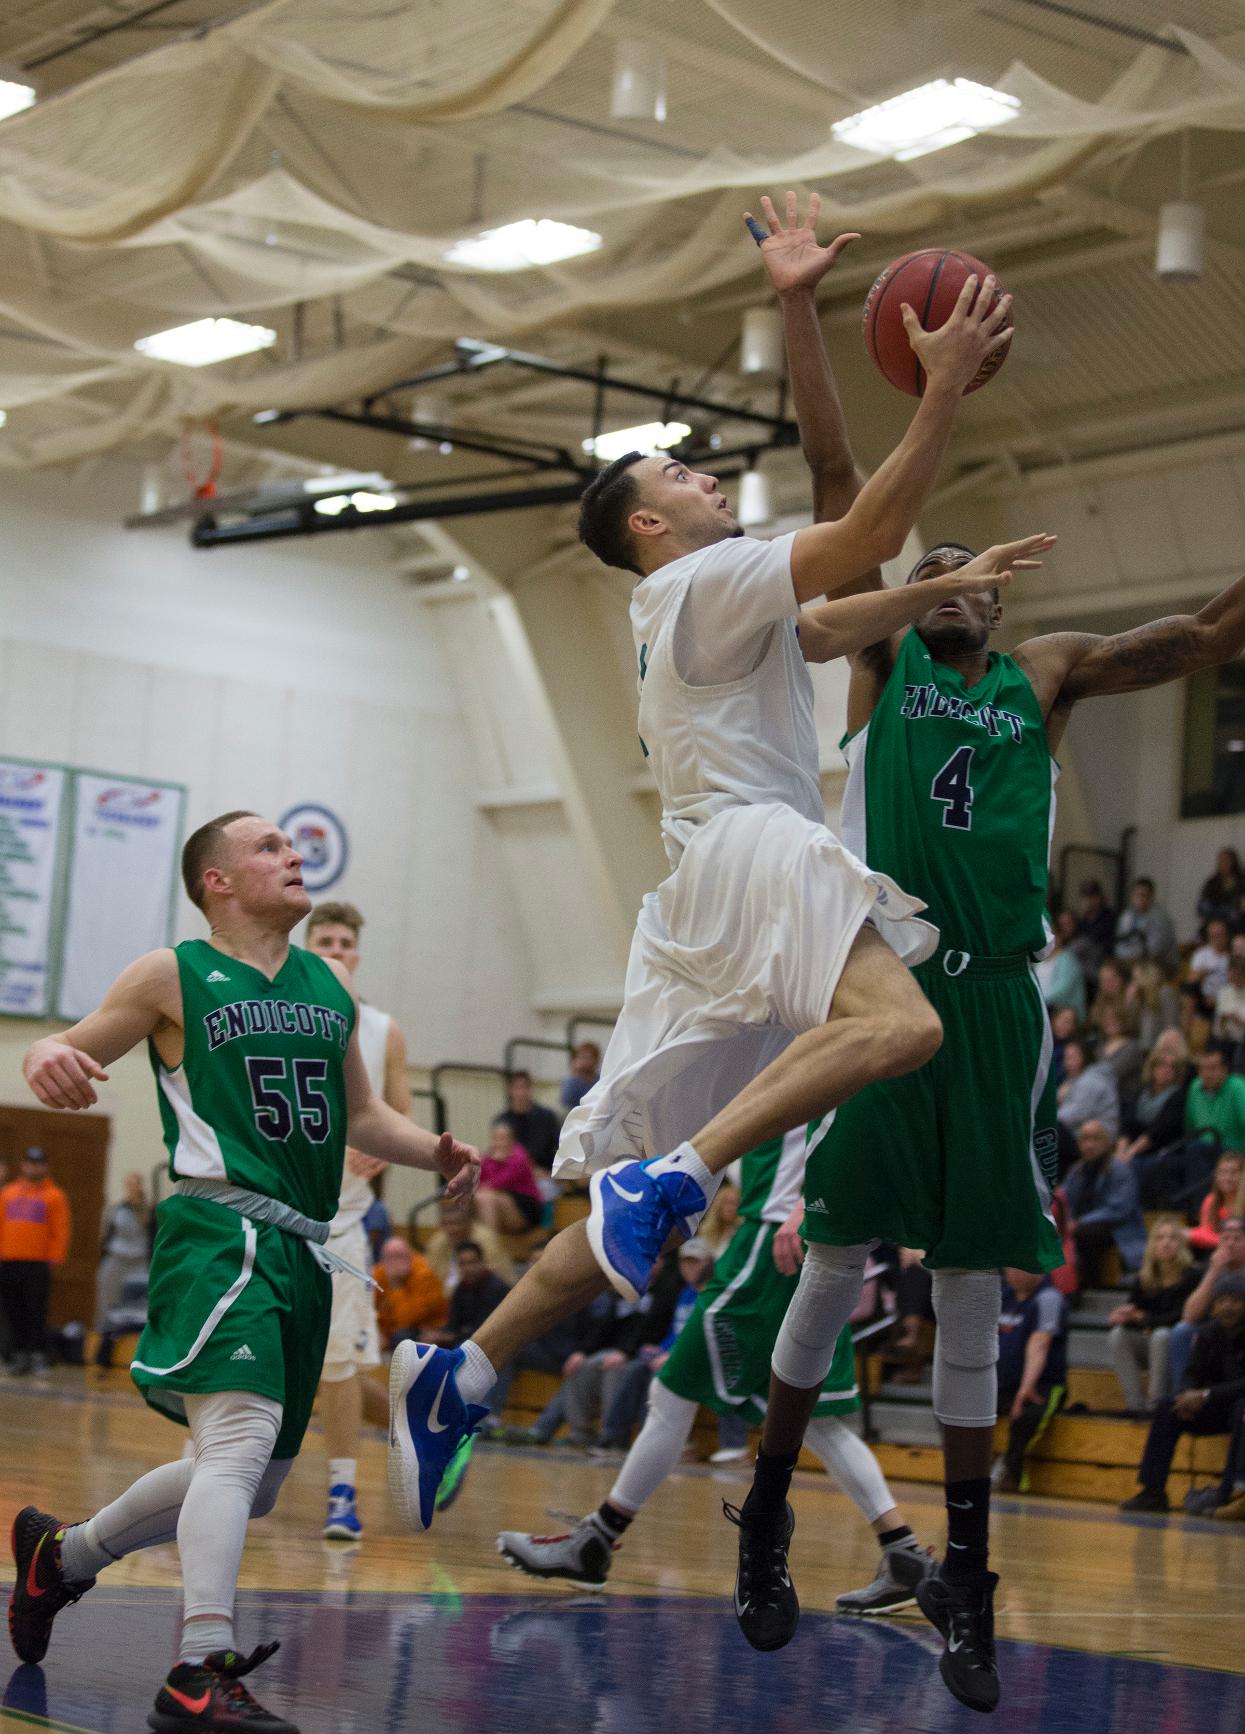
top-left (279, 803), bottom-right (349, 894)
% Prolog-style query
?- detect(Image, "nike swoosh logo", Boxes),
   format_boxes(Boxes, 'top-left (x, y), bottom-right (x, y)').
top-left (166, 1685), bottom-right (212, 1713)
top-left (426, 1371), bottom-right (452, 1434)
top-left (26, 1532), bottom-right (48, 1599)
top-left (948, 1636), bottom-right (964, 1653)
top-left (604, 1173), bottom-right (644, 1205)
top-left (947, 1499), bottom-right (973, 1510)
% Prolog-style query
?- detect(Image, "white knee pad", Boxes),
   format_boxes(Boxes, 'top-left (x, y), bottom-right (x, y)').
top-left (771, 1241), bottom-right (874, 1391)
top-left (931, 1269), bottom-right (1001, 1428)
top-left (249, 1457), bottom-right (293, 1520)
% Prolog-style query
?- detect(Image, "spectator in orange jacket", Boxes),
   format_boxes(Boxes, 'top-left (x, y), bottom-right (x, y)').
top-left (372, 1235), bottom-right (448, 1351)
top-left (0, 1147), bottom-right (71, 1375)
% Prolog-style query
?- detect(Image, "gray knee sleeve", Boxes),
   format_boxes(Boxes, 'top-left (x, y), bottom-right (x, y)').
top-left (771, 1241), bottom-right (874, 1391)
top-left (931, 1269), bottom-right (1000, 1428)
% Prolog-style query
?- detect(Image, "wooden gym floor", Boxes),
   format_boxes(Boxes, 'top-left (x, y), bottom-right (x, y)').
top-left (0, 1368), bottom-right (1242, 1733)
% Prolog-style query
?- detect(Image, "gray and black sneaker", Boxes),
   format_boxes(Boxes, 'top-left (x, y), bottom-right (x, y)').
top-left (916, 1566), bottom-right (1000, 1714)
top-left (836, 1542), bottom-right (934, 1615)
top-left (496, 1515), bottom-right (614, 1591)
top-left (725, 1500), bottom-right (799, 1652)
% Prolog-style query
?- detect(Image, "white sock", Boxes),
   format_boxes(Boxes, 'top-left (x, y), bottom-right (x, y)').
top-left (457, 1340), bottom-right (497, 1406)
top-left (329, 1459), bottom-right (357, 1490)
top-left (180, 1615), bottom-right (235, 1665)
top-left (647, 1142), bottom-right (718, 1208)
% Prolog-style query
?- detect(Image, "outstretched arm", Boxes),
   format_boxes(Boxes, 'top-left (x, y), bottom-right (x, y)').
top-left (23, 948), bottom-right (180, 1109)
top-left (1020, 573), bottom-right (1245, 714)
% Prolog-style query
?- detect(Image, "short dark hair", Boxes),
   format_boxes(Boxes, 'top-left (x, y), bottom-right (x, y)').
top-left (578, 452), bottom-right (645, 575)
top-left (457, 1240), bottom-right (484, 1260)
top-left (507, 1070), bottom-right (532, 1085)
top-left (181, 811), bottom-right (256, 910)
top-left (1202, 1044), bottom-right (1233, 1067)
top-left (308, 901), bottom-right (364, 938)
top-left (1133, 876), bottom-right (1155, 892)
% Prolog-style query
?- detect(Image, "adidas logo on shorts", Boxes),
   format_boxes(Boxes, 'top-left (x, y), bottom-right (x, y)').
top-left (206, 970), bottom-right (230, 983)
top-left (229, 1344), bottom-right (257, 1362)
top-left (805, 1197), bottom-right (829, 1214)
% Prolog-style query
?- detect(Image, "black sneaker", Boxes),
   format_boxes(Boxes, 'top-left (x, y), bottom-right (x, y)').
top-left (1119, 1488), bottom-right (1169, 1514)
top-left (148, 1643), bottom-right (297, 1732)
top-left (724, 1501), bottom-right (799, 1652)
top-left (8, 1507), bottom-right (95, 1664)
top-left (915, 1566), bottom-right (1000, 1714)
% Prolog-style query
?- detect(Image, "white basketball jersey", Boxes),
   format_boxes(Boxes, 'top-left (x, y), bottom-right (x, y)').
top-left (632, 531), bottom-right (823, 867)
top-left (329, 1000), bottom-right (391, 1235)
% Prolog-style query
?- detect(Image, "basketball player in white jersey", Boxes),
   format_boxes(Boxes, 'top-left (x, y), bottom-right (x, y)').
top-left (390, 250), bottom-right (1051, 1538)
top-left (306, 900), bottom-right (412, 1541)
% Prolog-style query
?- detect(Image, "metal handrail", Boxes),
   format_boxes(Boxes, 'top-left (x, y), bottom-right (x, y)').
top-left (502, 1036), bottom-right (570, 1078)
top-left (565, 1015), bottom-right (615, 1054)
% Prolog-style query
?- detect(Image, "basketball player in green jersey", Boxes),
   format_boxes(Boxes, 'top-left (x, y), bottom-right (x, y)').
top-left (12, 810), bottom-right (479, 1734)
top-left (497, 1127), bottom-right (932, 1615)
top-left (735, 192), bottom-right (1245, 1713)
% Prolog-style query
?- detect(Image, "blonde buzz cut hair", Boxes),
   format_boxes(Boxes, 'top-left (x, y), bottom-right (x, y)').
top-left (307, 900), bottom-right (365, 938)
top-left (181, 810), bottom-right (257, 911)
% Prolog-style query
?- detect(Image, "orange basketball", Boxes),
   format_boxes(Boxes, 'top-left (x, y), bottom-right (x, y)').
top-left (863, 248), bottom-right (1008, 397)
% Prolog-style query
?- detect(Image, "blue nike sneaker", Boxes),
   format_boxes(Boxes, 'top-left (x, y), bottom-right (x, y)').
top-left (387, 1342), bottom-right (488, 1533)
top-left (323, 1484), bottom-right (363, 1541)
top-left (587, 1158), bottom-right (709, 1301)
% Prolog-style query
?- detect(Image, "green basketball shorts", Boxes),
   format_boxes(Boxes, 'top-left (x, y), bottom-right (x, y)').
top-left (658, 1218), bottom-right (859, 1425)
top-left (803, 952), bottom-right (1064, 1273)
top-left (131, 1193), bottom-right (331, 1460)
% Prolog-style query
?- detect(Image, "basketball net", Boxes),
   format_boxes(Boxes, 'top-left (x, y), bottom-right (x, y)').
top-left (179, 418), bottom-right (223, 501)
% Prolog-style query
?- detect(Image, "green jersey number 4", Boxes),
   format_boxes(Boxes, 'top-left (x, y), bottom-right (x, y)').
top-left (931, 745), bottom-right (975, 831)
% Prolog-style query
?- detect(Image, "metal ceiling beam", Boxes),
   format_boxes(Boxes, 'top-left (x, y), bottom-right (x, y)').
top-left (190, 480), bottom-right (591, 547)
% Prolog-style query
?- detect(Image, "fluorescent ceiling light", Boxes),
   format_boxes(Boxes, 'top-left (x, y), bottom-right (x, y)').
top-left (832, 78), bottom-right (1020, 162)
top-left (0, 410), bottom-right (7, 429)
top-left (302, 471), bottom-right (391, 496)
top-left (0, 79), bottom-right (35, 123)
top-left (446, 218), bottom-right (602, 272)
top-left (313, 491), bottom-right (398, 516)
top-left (135, 318), bottom-right (277, 367)
top-left (583, 421), bottom-right (692, 463)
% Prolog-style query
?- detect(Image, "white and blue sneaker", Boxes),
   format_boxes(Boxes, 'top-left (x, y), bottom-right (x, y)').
top-left (387, 1341), bottom-right (488, 1533)
top-left (587, 1157), bottom-right (708, 1301)
top-left (323, 1484), bottom-right (363, 1541)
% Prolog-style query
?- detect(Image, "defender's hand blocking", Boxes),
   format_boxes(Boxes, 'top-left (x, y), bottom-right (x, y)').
top-left (23, 1038), bottom-right (109, 1110)
top-left (935, 534), bottom-right (1057, 597)
top-left (744, 190), bottom-right (861, 297)
top-left (435, 1133), bottom-right (481, 1202)
top-left (902, 274), bottom-right (1013, 393)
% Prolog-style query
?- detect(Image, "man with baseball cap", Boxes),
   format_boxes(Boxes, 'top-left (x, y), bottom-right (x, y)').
top-left (1121, 1263), bottom-right (1245, 1513)
top-left (0, 1148), bottom-right (71, 1376)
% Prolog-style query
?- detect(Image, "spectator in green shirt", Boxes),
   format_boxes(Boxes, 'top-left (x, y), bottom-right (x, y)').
top-left (1187, 1048), bottom-right (1245, 1150)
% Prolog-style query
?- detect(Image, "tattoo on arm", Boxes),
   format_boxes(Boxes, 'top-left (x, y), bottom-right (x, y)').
top-left (1058, 617), bottom-right (1211, 701)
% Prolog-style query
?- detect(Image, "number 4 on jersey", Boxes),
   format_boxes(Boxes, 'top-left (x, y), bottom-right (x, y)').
top-left (931, 745), bottom-right (975, 830)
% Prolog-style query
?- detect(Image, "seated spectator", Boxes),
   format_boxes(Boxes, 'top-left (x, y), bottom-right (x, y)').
top-left (1167, 1216), bottom-right (1245, 1393)
top-left (426, 1242), bottom-right (510, 1350)
top-left (475, 1120), bottom-right (543, 1235)
top-left (1049, 1007), bottom-right (1081, 1089)
top-left (558, 1256), bottom-right (684, 1450)
top-left (1125, 956), bottom-right (1181, 1052)
top-left (423, 1195), bottom-right (517, 1291)
top-left (373, 1235), bottom-right (448, 1351)
top-left (1057, 1039), bottom-right (1120, 1141)
top-left (1063, 1119), bottom-right (1146, 1283)
top-left (1107, 1216), bottom-right (1199, 1413)
top-left (1189, 1151), bottom-right (1245, 1253)
top-left (598, 1239), bottom-right (717, 1449)
top-left (1088, 959), bottom-right (1132, 1043)
top-left (1097, 1005), bottom-right (1144, 1118)
top-left (993, 1268), bottom-right (1069, 1493)
top-left (1076, 879), bottom-right (1116, 977)
top-left (482, 1238), bottom-right (581, 1431)
top-left (1213, 952), bottom-right (1245, 1063)
top-left (1190, 916), bottom-right (1233, 1009)
top-left (699, 1178), bottom-right (742, 1259)
top-left (560, 1041), bottom-right (602, 1113)
top-left (1120, 1271), bottom-right (1245, 1512)
top-left (1114, 877), bottom-right (1178, 973)
top-left (1036, 910), bottom-right (1087, 1021)
top-left (1117, 1044), bottom-right (1188, 1171)
top-left (888, 1248), bottom-right (935, 1384)
top-left (1179, 982), bottom-right (1212, 1058)
top-left (362, 1190), bottom-right (391, 1263)
top-left (94, 1172), bottom-right (151, 1336)
top-left (499, 1070), bottom-right (561, 1175)
top-left (1184, 1047), bottom-right (1245, 1198)
top-left (1197, 848), bottom-right (1245, 931)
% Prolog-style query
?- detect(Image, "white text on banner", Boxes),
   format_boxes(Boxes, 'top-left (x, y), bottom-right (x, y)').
top-left (0, 762), bottom-right (67, 1018)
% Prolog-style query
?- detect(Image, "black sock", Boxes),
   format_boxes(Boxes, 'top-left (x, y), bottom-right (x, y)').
top-left (878, 1524), bottom-right (914, 1551)
top-left (943, 1478), bottom-right (990, 1579)
top-left (741, 1447), bottom-right (800, 1519)
top-left (594, 1502), bottom-right (632, 1540)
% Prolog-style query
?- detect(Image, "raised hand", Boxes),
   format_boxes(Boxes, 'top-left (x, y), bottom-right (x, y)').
top-left (24, 1038), bottom-right (109, 1110)
top-left (901, 273), bottom-right (1014, 393)
top-left (935, 533), bottom-right (1057, 598)
top-left (744, 190), bottom-right (861, 298)
top-left (435, 1132), bottom-right (481, 1203)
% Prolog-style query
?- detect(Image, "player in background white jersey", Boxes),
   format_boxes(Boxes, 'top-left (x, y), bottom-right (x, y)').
top-left (389, 224), bottom-right (1051, 1541)
top-left (306, 900), bottom-right (412, 1542)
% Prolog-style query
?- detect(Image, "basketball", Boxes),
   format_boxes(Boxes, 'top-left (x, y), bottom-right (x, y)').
top-left (863, 248), bottom-right (1008, 397)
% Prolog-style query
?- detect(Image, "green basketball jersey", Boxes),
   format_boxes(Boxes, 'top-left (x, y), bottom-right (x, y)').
top-left (151, 939), bottom-right (356, 1222)
top-left (841, 630), bottom-right (1055, 956)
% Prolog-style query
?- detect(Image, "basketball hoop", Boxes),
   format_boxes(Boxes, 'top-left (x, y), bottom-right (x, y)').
top-left (180, 418), bottom-right (224, 501)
